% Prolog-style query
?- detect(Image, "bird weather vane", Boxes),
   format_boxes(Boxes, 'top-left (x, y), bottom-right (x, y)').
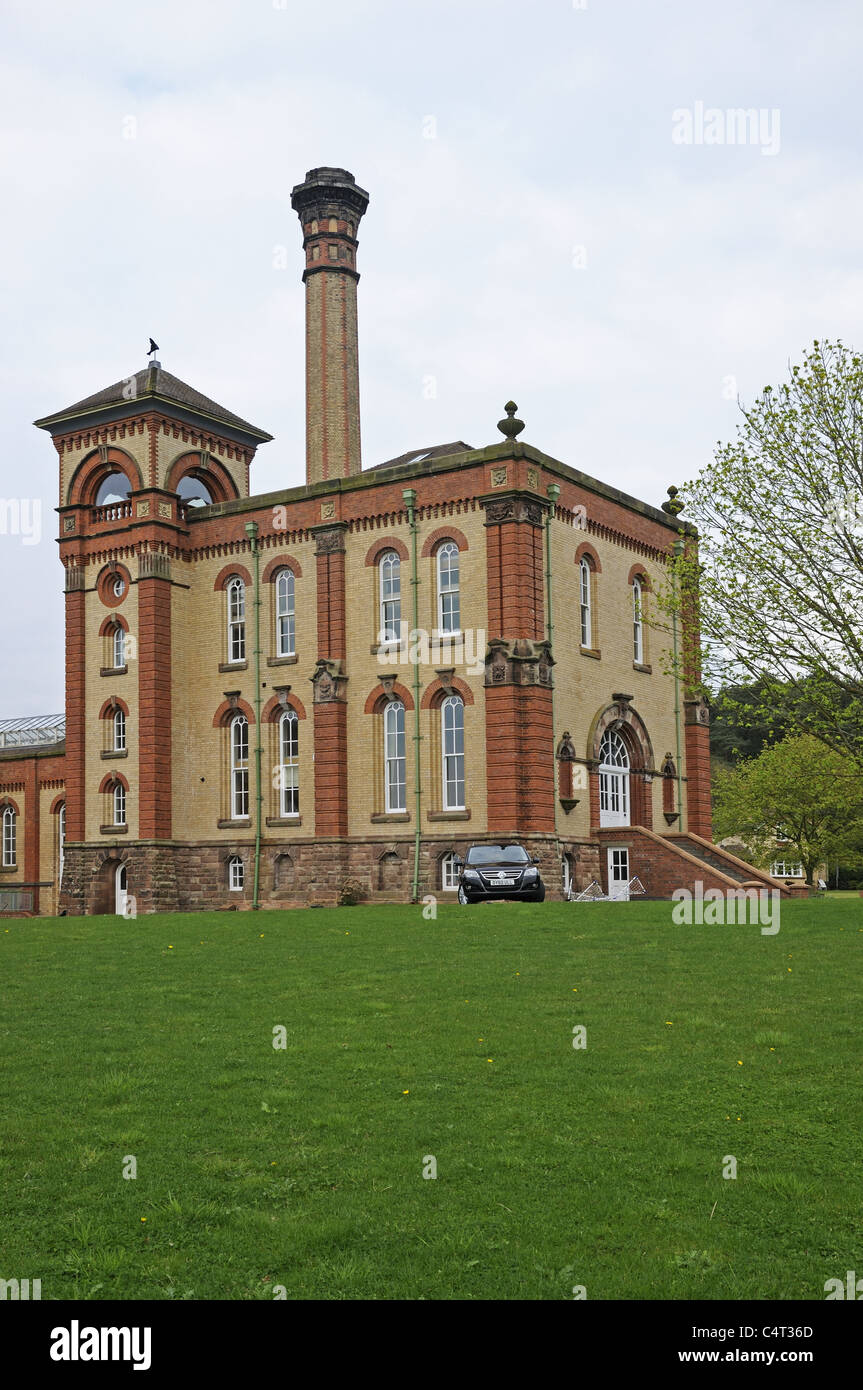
top-left (147, 338), bottom-right (159, 359)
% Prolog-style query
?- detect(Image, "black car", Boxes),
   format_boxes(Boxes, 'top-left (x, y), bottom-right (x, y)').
top-left (454, 843), bottom-right (545, 904)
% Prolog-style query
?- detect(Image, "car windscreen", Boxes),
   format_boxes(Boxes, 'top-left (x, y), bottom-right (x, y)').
top-left (465, 844), bottom-right (529, 865)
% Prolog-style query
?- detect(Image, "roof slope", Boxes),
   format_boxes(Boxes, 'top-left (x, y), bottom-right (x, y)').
top-left (367, 442), bottom-right (474, 471)
top-left (35, 365), bottom-right (272, 440)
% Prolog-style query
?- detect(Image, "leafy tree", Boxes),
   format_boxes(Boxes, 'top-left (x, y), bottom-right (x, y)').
top-left (674, 339), bottom-right (863, 763)
top-left (713, 734), bottom-right (863, 885)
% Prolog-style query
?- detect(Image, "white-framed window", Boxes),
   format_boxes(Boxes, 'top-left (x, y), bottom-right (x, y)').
top-left (379, 551), bottom-right (401, 644)
top-left (598, 728), bottom-right (630, 828)
top-left (113, 624), bottom-right (126, 668)
top-left (437, 542), bottom-right (460, 635)
top-left (2, 806), bottom-right (16, 868)
top-left (562, 853), bottom-right (573, 897)
top-left (113, 782), bottom-right (126, 827)
top-left (580, 557), bottom-right (592, 648)
top-left (279, 709), bottom-right (299, 817)
top-left (226, 577), bottom-right (246, 663)
top-left (441, 694), bottom-right (465, 810)
top-left (441, 851), bottom-right (459, 891)
top-left (384, 699), bottom-right (406, 812)
top-left (112, 576), bottom-right (126, 598)
top-left (113, 707), bottom-right (126, 752)
top-left (771, 861), bottom-right (804, 878)
top-left (276, 569), bottom-right (295, 657)
top-left (58, 803), bottom-right (66, 885)
top-left (228, 855), bottom-right (244, 891)
top-left (632, 576), bottom-right (644, 664)
top-left (230, 714), bottom-right (249, 819)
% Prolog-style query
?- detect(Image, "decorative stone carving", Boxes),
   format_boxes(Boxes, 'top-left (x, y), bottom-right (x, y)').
top-left (496, 401), bottom-right (525, 440)
top-left (314, 525), bottom-right (346, 555)
top-left (320, 499), bottom-right (336, 520)
top-left (310, 657), bottom-right (347, 703)
top-left (158, 501), bottom-right (172, 519)
top-left (63, 516), bottom-right (76, 533)
top-left (484, 637), bottom-right (555, 688)
top-left (435, 668), bottom-right (456, 696)
top-left (64, 565), bottom-right (85, 592)
top-left (526, 466), bottom-right (538, 489)
top-left (557, 732), bottom-right (576, 761)
top-left (482, 493), bottom-right (545, 526)
top-left (490, 466), bottom-right (508, 488)
top-left (684, 694), bottom-right (711, 726)
top-left (138, 552), bottom-right (171, 581)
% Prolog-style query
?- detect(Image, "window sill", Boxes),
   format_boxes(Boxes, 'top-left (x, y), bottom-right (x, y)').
top-left (370, 642), bottom-right (401, 656)
top-left (100, 824), bottom-right (128, 835)
top-left (101, 749), bottom-right (128, 759)
top-left (427, 809), bottom-right (471, 821)
top-left (633, 662), bottom-right (652, 674)
top-left (100, 666), bottom-right (127, 677)
top-left (219, 661), bottom-right (248, 673)
top-left (0, 865), bottom-right (19, 874)
top-left (265, 816), bottom-right (303, 827)
top-left (371, 812), bottom-right (410, 823)
top-left (579, 647), bottom-right (601, 661)
top-left (267, 655), bottom-right (298, 666)
top-left (217, 818), bottom-right (251, 829)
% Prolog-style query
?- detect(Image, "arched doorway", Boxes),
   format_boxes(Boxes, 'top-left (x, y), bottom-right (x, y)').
top-left (115, 862), bottom-right (128, 916)
top-left (598, 729), bottom-right (630, 827)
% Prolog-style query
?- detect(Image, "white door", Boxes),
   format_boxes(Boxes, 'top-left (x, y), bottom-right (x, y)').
top-left (599, 729), bottom-right (630, 828)
top-left (607, 847), bottom-right (630, 900)
top-left (115, 862), bottom-right (128, 916)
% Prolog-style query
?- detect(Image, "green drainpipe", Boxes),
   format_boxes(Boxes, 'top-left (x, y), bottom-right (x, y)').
top-left (402, 488), bottom-right (422, 902)
top-left (672, 536), bottom-right (685, 829)
top-left (245, 521), bottom-right (263, 909)
top-left (545, 484), bottom-right (561, 838)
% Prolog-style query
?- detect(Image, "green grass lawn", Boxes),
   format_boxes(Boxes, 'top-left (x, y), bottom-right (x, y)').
top-left (1, 897), bottom-right (861, 1300)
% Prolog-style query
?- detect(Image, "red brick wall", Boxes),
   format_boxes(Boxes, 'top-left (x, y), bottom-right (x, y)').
top-left (137, 576), bottom-right (172, 838)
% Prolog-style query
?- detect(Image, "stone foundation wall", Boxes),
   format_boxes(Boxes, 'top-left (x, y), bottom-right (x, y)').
top-left (58, 831), bottom-right (603, 915)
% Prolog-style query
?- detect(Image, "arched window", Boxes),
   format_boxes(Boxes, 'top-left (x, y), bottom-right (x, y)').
top-left (113, 782), bottom-right (126, 827)
top-left (113, 707), bottom-right (126, 752)
top-left (632, 577), bottom-right (644, 663)
top-left (228, 855), bottom-right (244, 891)
top-left (276, 570), bottom-right (295, 657)
top-left (598, 729), bottom-right (630, 828)
top-left (58, 803), bottom-right (66, 886)
top-left (176, 474), bottom-right (214, 508)
top-left (226, 577), bottom-right (246, 664)
top-left (384, 700), bottom-right (406, 812)
top-left (441, 695), bottom-right (465, 810)
top-left (113, 623), bottom-right (126, 669)
top-left (95, 472), bottom-right (131, 506)
top-left (441, 851), bottom-right (459, 891)
top-left (579, 557), bottom-right (593, 648)
top-left (379, 551), bottom-right (401, 644)
top-left (230, 714), bottom-right (249, 819)
top-left (278, 709), bottom-right (299, 817)
top-left (437, 542), bottom-right (460, 635)
top-left (2, 806), bottom-right (16, 868)
top-left (562, 853), bottom-right (574, 898)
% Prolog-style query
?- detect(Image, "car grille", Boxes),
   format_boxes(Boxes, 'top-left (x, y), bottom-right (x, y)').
top-left (478, 870), bottom-right (523, 888)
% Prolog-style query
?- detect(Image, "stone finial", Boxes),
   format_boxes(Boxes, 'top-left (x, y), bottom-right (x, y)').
top-left (497, 401), bottom-right (525, 440)
top-left (661, 485), bottom-right (684, 516)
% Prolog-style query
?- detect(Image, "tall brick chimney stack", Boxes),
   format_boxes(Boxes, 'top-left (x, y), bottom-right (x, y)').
top-left (291, 167), bottom-right (370, 487)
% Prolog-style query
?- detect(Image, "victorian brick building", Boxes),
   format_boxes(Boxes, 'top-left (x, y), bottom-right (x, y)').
top-left (0, 166), bottom-right (779, 917)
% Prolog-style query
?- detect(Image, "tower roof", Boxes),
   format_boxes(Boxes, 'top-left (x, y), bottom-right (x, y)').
top-left (34, 363), bottom-right (273, 443)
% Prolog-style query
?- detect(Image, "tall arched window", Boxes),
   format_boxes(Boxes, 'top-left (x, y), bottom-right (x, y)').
top-left (441, 695), bottom-right (465, 810)
top-left (598, 729), bottom-right (630, 828)
top-left (437, 542), bottom-right (460, 635)
top-left (226, 577), bottom-right (246, 664)
top-left (384, 700), bottom-right (406, 812)
top-left (230, 714), bottom-right (249, 819)
top-left (2, 806), bottom-right (16, 868)
top-left (113, 782), bottom-right (126, 827)
top-left (379, 551), bottom-right (401, 644)
top-left (113, 623), bottom-right (126, 669)
top-left (113, 707), bottom-right (126, 752)
top-left (279, 709), bottom-right (299, 817)
top-left (632, 577), bottom-right (644, 663)
top-left (580, 557), bottom-right (593, 648)
top-left (276, 570), bottom-right (295, 657)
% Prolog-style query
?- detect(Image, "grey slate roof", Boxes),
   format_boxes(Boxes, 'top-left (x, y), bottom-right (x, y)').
top-left (0, 714), bottom-right (65, 748)
top-left (35, 365), bottom-right (272, 440)
top-left (368, 442), bottom-right (474, 471)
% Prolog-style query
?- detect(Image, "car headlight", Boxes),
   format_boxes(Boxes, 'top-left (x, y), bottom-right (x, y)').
top-left (463, 870), bottom-right (481, 882)
top-left (524, 868), bottom-right (538, 881)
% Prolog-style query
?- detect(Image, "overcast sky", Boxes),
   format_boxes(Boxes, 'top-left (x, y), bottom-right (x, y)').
top-left (2, 0), bottom-right (861, 713)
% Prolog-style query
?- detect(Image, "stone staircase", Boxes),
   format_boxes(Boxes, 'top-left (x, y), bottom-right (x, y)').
top-left (596, 825), bottom-right (790, 900)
